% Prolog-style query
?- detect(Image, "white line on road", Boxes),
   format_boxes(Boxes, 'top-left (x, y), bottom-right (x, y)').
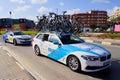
top-left (102, 42), bottom-right (111, 45)
top-left (6, 52), bottom-right (12, 57)
top-left (85, 40), bottom-right (93, 43)
top-left (15, 62), bottom-right (25, 70)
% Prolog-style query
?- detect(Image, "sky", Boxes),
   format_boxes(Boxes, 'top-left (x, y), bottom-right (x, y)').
top-left (0, 0), bottom-right (120, 21)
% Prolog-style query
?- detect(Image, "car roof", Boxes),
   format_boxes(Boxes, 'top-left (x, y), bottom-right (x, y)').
top-left (41, 31), bottom-right (72, 37)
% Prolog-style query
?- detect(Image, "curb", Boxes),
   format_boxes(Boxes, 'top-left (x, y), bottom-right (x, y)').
top-left (84, 39), bottom-right (120, 46)
top-left (2, 46), bottom-right (41, 80)
top-left (0, 46), bottom-right (35, 79)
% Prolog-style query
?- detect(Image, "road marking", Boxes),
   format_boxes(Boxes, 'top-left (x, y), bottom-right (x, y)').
top-left (6, 52), bottom-right (12, 57)
top-left (88, 76), bottom-right (98, 80)
top-left (86, 40), bottom-right (93, 43)
top-left (15, 62), bottom-right (25, 70)
top-left (102, 42), bottom-right (111, 45)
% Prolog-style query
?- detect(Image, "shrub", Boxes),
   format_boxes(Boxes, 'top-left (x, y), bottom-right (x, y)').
top-left (0, 31), bottom-right (6, 35)
top-left (23, 31), bottom-right (39, 35)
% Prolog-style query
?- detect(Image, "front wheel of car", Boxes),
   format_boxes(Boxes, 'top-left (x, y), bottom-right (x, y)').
top-left (67, 55), bottom-right (81, 72)
top-left (13, 39), bottom-right (17, 46)
top-left (34, 45), bottom-right (41, 56)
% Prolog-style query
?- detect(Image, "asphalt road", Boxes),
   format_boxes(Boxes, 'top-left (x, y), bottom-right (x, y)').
top-left (0, 35), bottom-right (120, 80)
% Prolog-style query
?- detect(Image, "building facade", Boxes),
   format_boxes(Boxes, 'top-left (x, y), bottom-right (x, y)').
top-left (0, 18), bottom-right (35, 30)
top-left (72, 10), bottom-right (107, 30)
top-left (109, 8), bottom-right (120, 21)
top-left (114, 8), bottom-right (120, 18)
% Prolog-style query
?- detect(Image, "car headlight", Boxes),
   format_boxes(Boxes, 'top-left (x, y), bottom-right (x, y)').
top-left (81, 55), bottom-right (99, 61)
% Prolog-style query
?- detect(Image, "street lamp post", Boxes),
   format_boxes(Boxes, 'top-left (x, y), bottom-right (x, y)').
top-left (9, 11), bottom-right (12, 29)
top-left (9, 11), bottom-right (12, 18)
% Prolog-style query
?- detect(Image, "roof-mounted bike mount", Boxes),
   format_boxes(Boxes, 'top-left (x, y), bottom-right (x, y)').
top-left (36, 11), bottom-right (82, 34)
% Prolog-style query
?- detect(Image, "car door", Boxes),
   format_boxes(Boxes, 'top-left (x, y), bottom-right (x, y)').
top-left (47, 34), bottom-right (61, 60)
top-left (34, 34), bottom-right (44, 54)
top-left (35, 33), bottom-right (50, 55)
top-left (8, 32), bottom-right (14, 43)
top-left (40, 34), bottom-right (51, 56)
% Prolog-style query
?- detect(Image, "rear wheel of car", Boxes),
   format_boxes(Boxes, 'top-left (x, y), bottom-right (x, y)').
top-left (67, 55), bottom-right (81, 72)
top-left (4, 39), bottom-right (7, 43)
top-left (13, 39), bottom-right (17, 46)
top-left (34, 45), bottom-right (41, 56)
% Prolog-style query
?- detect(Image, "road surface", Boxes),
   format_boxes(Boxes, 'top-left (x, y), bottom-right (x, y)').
top-left (0, 35), bottom-right (120, 80)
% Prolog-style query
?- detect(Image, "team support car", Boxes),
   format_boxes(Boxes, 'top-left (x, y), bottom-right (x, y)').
top-left (3, 31), bottom-right (32, 45)
top-left (32, 32), bottom-right (111, 72)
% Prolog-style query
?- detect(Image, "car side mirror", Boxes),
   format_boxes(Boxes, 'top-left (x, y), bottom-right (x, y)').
top-left (53, 41), bottom-right (61, 47)
top-left (10, 34), bottom-right (13, 36)
top-left (58, 43), bottom-right (61, 47)
top-left (53, 41), bottom-right (59, 45)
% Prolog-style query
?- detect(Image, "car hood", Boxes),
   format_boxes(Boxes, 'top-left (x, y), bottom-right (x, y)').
top-left (48, 42), bottom-right (111, 60)
top-left (14, 35), bottom-right (31, 39)
top-left (70, 42), bottom-right (110, 56)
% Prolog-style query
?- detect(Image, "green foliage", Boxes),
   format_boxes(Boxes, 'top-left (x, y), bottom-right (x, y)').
top-left (109, 33), bottom-right (120, 37)
top-left (90, 24), bottom-right (97, 31)
top-left (0, 31), bottom-right (6, 35)
top-left (116, 16), bottom-right (120, 21)
top-left (0, 30), bottom-right (39, 35)
top-left (111, 16), bottom-right (120, 22)
top-left (23, 31), bottom-right (39, 35)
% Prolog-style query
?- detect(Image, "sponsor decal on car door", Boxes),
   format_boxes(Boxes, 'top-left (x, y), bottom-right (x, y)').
top-left (47, 34), bottom-right (61, 59)
top-left (8, 35), bottom-right (13, 43)
top-left (47, 41), bottom-right (58, 55)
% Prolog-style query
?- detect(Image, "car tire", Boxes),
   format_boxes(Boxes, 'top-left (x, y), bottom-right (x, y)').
top-left (13, 39), bottom-right (17, 46)
top-left (4, 39), bottom-right (7, 43)
top-left (34, 45), bottom-right (41, 56)
top-left (67, 55), bottom-right (81, 72)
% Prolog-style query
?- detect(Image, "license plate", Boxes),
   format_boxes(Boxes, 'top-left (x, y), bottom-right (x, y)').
top-left (103, 61), bottom-right (110, 66)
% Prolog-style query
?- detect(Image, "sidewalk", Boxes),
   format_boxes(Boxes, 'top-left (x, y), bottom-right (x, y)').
top-left (81, 37), bottom-right (120, 46)
top-left (0, 47), bottom-right (35, 80)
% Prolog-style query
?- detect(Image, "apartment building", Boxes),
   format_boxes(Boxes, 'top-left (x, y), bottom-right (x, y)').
top-left (109, 8), bottom-right (120, 21)
top-left (72, 10), bottom-right (107, 30)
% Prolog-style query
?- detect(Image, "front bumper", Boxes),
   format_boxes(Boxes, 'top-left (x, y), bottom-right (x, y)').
top-left (80, 58), bottom-right (111, 72)
top-left (17, 39), bottom-right (32, 44)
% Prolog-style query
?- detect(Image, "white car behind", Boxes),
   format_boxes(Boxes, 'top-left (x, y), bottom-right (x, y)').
top-left (3, 31), bottom-right (32, 45)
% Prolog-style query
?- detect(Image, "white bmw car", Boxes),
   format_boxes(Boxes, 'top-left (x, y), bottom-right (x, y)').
top-left (3, 31), bottom-right (32, 45)
top-left (32, 31), bottom-right (111, 72)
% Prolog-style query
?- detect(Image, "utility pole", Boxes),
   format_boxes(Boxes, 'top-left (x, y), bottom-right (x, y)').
top-left (9, 11), bottom-right (12, 18)
top-left (9, 11), bottom-right (12, 29)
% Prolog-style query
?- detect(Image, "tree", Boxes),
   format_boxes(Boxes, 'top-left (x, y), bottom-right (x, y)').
top-left (111, 16), bottom-right (120, 22)
top-left (116, 16), bottom-right (120, 21)
top-left (90, 24), bottom-right (97, 31)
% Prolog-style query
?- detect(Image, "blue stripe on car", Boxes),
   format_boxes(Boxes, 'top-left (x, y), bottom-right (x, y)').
top-left (48, 45), bottom-right (102, 61)
top-left (85, 42), bottom-right (110, 55)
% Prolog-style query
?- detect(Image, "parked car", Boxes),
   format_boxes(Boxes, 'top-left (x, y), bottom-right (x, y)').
top-left (32, 31), bottom-right (111, 72)
top-left (3, 31), bottom-right (32, 45)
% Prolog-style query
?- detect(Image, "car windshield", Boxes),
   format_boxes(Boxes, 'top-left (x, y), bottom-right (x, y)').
top-left (14, 31), bottom-right (24, 35)
top-left (59, 34), bottom-right (84, 44)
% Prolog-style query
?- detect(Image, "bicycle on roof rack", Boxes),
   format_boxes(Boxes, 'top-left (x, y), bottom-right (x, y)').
top-left (36, 11), bottom-right (82, 34)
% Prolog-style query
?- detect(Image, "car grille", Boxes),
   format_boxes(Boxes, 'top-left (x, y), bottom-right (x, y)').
top-left (100, 54), bottom-right (111, 61)
top-left (23, 38), bottom-right (31, 40)
top-left (86, 64), bottom-right (110, 70)
top-left (20, 38), bottom-right (31, 40)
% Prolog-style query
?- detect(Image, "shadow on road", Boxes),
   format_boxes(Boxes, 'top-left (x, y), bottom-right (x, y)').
top-left (36, 53), bottom-right (120, 80)
top-left (17, 44), bottom-right (32, 47)
top-left (4, 42), bottom-right (32, 47)
top-left (81, 58), bottom-right (120, 80)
